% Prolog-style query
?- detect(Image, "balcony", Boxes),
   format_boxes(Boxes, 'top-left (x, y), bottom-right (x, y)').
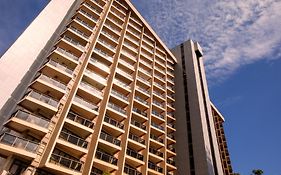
top-left (91, 167), bottom-right (103, 175)
top-left (153, 100), bottom-right (164, 109)
top-left (111, 89), bottom-right (128, 101)
top-left (167, 133), bottom-right (175, 140)
top-left (62, 35), bottom-right (84, 50)
top-left (127, 148), bottom-right (144, 161)
top-left (149, 147), bottom-right (163, 158)
top-left (95, 150), bottom-right (118, 166)
top-left (93, 48), bottom-right (113, 62)
top-left (119, 59), bottom-right (135, 70)
top-left (167, 158), bottom-right (176, 166)
top-left (154, 74), bottom-right (165, 82)
top-left (5, 110), bottom-right (49, 137)
top-left (148, 162), bottom-right (163, 173)
top-left (73, 96), bottom-right (99, 117)
top-left (167, 122), bottom-right (175, 129)
top-left (151, 122), bottom-right (164, 131)
top-left (104, 115), bottom-right (124, 130)
top-left (80, 81), bottom-right (103, 98)
top-left (154, 82), bottom-right (165, 90)
top-left (152, 111), bottom-right (164, 120)
top-left (75, 16), bottom-right (94, 31)
top-left (134, 96), bottom-right (148, 106)
top-left (150, 134), bottom-right (163, 144)
top-left (100, 132), bottom-right (121, 147)
top-left (124, 165), bottom-right (142, 175)
top-left (116, 68), bottom-right (133, 81)
top-left (139, 67), bottom-right (151, 76)
top-left (84, 69), bottom-right (107, 86)
top-left (36, 74), bottom-right (67, 91)
top-left (45, 59), bottom-right (73, 76)
top-left (153, 91), bottom-right (165, 99)
top-left (128, 133), bottom-right (145, 145)
top-left (69, 25), bottom-right (90, 40)
top-left (131, 119), bottom-right (146, 130)
top-left (79, 8), bottom-right (98, 23)
top-left (89, 58), bottom-right (110, 73)
top-left (132, 108), bottom-right (147, 118)
top-left (107, 102), bottom-right (126, 115)
top-left (114, 79), bottom-right (131, 91)
top-left (101, 30), bottom-right (118, 43)
top-left (137, 76), bottom-right (150, 86)
top-left (55, 47), bottom-right (79, 62)
top-left (104, 23), bottom-right (120, 35)
top-left (0, 133), bottom-right (39, 159)
top-left (66, 112), bottom-right (94, 136)
top-left (20, 90), bottom-right (59, 114)
top-left (136, 86), bottom-right (149, 96)
top-left (98, 39), bottom-right (116, 51)
top-left (49, 153), bottom-right (83, 172)
top-left (59, 131), bottom-right (88, 149)
top-left (167, 112), bottom-right (175, 119)
top-left (167, 145), bottom-right (176, 153)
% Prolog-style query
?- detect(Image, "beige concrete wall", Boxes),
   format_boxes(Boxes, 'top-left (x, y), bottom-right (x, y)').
top-left (0, 0), bottom-right (76, 110)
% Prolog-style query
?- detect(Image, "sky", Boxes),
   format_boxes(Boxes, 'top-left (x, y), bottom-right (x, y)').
top-left (0, 0), bottom-right (281, 174)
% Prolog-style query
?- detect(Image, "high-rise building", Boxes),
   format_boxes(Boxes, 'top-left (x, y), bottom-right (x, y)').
top-left (211, 103), bottom-right (233, 175)
top-left (0, 0), bottom-right (232, 175)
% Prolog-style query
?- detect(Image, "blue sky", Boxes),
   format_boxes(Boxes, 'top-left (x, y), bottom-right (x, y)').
top-left (0, 0), bottom-right (281, 174)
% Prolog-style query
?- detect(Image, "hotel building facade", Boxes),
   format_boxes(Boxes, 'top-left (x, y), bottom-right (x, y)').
top-left (0, 0), bottom-right (232, 175)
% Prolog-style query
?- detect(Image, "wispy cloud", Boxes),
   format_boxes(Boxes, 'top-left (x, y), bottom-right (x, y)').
top-left (132, 0), bottom-right (281, 82)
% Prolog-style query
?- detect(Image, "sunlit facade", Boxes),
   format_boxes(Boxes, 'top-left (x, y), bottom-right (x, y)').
top-left (0, 0), bottom-right (232, 175)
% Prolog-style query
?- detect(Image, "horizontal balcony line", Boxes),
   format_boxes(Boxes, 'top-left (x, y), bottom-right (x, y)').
top-left (59, 131), bottom-right (88, 148)
top-left (67, 112), bottom-right (94, 128)
top-left (12, 110), bottom-right (50, 129)
top-left (49, 153), bottom-right (83, 172)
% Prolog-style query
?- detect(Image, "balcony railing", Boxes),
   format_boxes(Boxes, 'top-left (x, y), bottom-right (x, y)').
top-left (74, 96), bottom-right (99, 112)
top-left (104, 115), bottom-right (124, 129)
top-left (134, 96), bottom-right (148, 105)
top-left (94, 48), bottom-right (113, 61)
top-left (167, 94), bottom-right (175, 99)
top-left (136, 86), bottom-right (149, 95)
top-left (101, 30), bottom-right (118, 42)
top-left (155, 74), bottom-right (165, 82)
top-left (79, 9), bottom-right (98, 23)
top-left (47, 59), bottom-right (73, 75)
top-left (37, 74), bottom-right (67, 90)
top-left (69, 25), bottom-right (89, 39)
top-left (149, 147), bottom-right (164, 158)
top-left (50, 153), bottom-right (83, 172)
top-left (124, 41), bottom-right (138, 52)
top-left (167, 112), bottom-right (175, 119)
top-left (128, 133), bottom-right (145, 145)
top-left (167, 133), bottom-right (175, 140)
top-left (167, 159), bottom-right (176, 166)
top-left (153, 100), bottom-right (164, 108)
top-left (26, 90), bottom-right (59, 108)
top-left (56, 47), bottom-right (79, 61)
top-left (137, 76), bottom-right (150, 85)
top-left (98, 39), bottom-right (116, 51)
top-left (100, 132), bottom-right (121, 146)
top-left (75, 17), bottom-right (94, 30)
top-left (153, 91), bottom-right (165, 98)
top-left (80, 81), bottom-right (103, 97)
top-left (139, 59), bottom-right (152, 68)
top-left (95, 150), bottom-right (118, 165)
top-left (119, 59), bottom-right (134, 70)
top-left (150, 134), bottom-right (163, 144)
top-left (131, 119), bottom-right (146, 130)
top-left (111, 89), bottom-right (128, 101)
top-left (152, 111), bottom-right (164, 119)
top-left (124, 165), bottom-right (142, 175)
top-left (85, 2), bottom-right (101, 14)
top-left (104, 23), bottom-right (120, 34)
top-left (59, 131), bottom-right (88, 148)
top-left (63, 35), bottom-right (84, 49)
top-left (0, 133), bottom-right (39, 153)
top-left (107, 102), bottom-right (126, 115)
top-left (114, 79), bottom-right (131, 89)
top-left (167, 122), bottom-right (175, 129)
top-left (116, 68), bottom-right (133, 79)
top-left (148, 162), bottom-right (163, 173)
top-left (13, 110), bottom-right (50, 128)
top-left (85, 69), bottom-right (108, 84)
top-left (139, 67), bottom-right (151, 76)
top-left (90, 58), bottom-right (110, 71)
top-left (126, 148), bottom-right (143, 161)
top-left (91, 167), bottom-right (103, 175)
top-left (154, 82), bottom-right (165, 90)
top-left (151, 122), bottom-right (164, 131)
top-left (67, 112), bottom-right (94, 128)
top-left (132, 108), bottom-right (147, 118)
top-left (167, 145), bottom-right (176, 152)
